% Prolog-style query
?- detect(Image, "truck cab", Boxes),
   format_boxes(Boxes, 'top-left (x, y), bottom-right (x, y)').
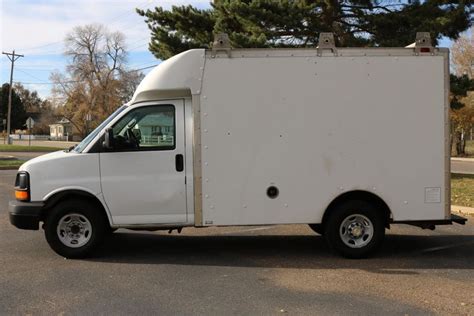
top-left (9, 49), bottom-right (202, 258)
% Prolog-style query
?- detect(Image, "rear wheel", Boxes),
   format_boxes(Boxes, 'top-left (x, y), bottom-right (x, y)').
top-left (324, 200), bottom-right (385, 258)
top-left (44, 199), bottom-right (106, 258)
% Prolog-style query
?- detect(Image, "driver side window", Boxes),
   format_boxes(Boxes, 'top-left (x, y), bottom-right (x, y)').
top-left (111, 105), bottom-right (176, 151)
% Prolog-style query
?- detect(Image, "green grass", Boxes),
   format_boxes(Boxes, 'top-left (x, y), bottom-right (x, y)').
top-left (0, 145), bottom-right (61, 152)
top-left (451, 174), bottom-right (474, 207)
top-left (0, 159), bottom-right (27, 169)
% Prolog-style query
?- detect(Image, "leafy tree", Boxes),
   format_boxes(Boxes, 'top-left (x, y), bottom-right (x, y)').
top-left (0, 83), bottom-right (27, 131)
top-left (14, 83), bottom-right (43, 113)
top-left (137, 0), bottom-right (473, 60)
top-left (14, 83), bottom-right (56, 134)
top-left (451, 91), bottom-right (474, 155)
top-left (15, 83), bottom-right (54, 117)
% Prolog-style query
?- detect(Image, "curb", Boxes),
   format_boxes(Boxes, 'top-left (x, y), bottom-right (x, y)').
top-left (451, 205), bottom-right (474, 216)
top-left (451, 157), bottom-right (474, 162)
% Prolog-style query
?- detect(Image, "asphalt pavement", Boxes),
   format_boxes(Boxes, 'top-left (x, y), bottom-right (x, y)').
top-left (0, 170), bottom-right (473, 315)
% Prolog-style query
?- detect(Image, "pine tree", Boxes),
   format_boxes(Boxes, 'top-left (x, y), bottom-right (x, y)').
top-left (450, 74), bottom-right (474, 110)
top-left (137, 0), bottom-right (473, 60)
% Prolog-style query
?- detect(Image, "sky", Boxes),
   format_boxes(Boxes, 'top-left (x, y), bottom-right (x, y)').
top-left (0, 0), bottom-right (460, 100)
top-left (0, 0), bottom-right (210, 99)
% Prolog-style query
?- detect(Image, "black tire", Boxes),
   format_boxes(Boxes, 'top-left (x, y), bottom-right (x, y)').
top-left (308, 224), bottom-right (324, 235)
top-left (44, 199), bottom-right (107, 258)
top-left (324, 200), bottom-right (385, 259)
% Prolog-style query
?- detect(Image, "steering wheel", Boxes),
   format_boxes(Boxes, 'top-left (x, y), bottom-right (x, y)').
top-left (126, 129), bottom-right (140, 148)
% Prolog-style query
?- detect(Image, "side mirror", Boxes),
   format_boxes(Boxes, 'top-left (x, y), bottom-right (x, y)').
top-left (102, 128), bottom-right (114, 150)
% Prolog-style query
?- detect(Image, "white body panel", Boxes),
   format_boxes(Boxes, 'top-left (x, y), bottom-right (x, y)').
top-left (20, 151), bottom-right (101, 201)
top-left (199, 52), bottom-right (447, 225)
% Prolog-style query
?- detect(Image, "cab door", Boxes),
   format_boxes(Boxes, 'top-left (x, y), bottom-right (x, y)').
top-left (99, 100), bottom-right (187, 225)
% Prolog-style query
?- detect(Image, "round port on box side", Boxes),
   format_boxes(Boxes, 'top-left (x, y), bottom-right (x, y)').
top-left (267, 186), bottom-right (279, 199)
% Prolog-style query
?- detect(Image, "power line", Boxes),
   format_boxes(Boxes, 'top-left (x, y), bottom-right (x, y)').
top-left (132, 64), bottom-right (158, 71)
top-left (106, 0), bottom-right (152, 27)
top-left (17, 36), bottom-right (149, 58)
top-left (14, 81), bottom-right (77, 85)
top-left (129, 42), bottom-right (150, 51)
top-left (13, 64), bottom-right (159, 85)
top-left (16, 68), bottom-right (45, 82)
top-left (127, 37), bottom-right (150, 48)
top-left (129, 60), bottom-right (159, 68)
top-left (16, 67), bottom-right (59, 72)
top-left (20, 41), bottom-right (63, 53)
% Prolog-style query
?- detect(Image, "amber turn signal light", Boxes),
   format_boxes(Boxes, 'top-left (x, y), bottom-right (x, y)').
top-left (15, 190), bottom-right (29, 201)
top-left (15, 172), bottom-right (30, 201)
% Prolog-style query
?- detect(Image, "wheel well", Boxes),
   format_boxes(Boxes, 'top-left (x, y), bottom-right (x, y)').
top-left (321, 190), bottom-right (392, 229)
top-left (42, 190), bottom-right (111, 226)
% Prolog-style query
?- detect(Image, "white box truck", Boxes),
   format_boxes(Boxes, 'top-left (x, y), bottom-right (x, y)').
top-left (9, 33), bottom-right (466, 258)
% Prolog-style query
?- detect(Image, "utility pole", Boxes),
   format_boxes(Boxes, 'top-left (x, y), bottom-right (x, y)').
top-left (2, 50), bottom-right (24, 144)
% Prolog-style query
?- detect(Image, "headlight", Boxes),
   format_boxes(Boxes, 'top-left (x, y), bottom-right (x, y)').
top-left (14, 172), bottom-right (30, 201)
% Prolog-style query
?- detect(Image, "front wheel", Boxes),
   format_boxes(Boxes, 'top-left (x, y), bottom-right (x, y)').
top-left (44, 199), bottom-right (106, 258)
top-left (324, 200), bottom-right (385, 259)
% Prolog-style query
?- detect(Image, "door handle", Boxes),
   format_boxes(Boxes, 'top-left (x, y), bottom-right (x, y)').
top-left (175, 154), bottom-right (184, 172)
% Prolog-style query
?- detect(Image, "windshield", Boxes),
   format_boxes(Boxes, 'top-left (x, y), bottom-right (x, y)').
top-left (72, 105), bottom-right (128, 153)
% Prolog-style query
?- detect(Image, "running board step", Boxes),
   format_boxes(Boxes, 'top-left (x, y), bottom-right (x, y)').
top-left (393, 213), bottom-right (467, 230)
top-left (451, 213), bottom-right (467, 225)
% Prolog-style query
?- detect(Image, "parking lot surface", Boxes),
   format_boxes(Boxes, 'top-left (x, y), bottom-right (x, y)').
top-left (0, 170), bottom-right (473, 315)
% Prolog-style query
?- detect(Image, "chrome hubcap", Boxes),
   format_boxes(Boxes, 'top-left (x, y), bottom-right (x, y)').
top-left (339, 214), bottom-right (374, 248)
top-left (57, 213), bottom-right (92, 248)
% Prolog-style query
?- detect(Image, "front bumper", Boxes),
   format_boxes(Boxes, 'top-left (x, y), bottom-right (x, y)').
top-left (9, 200), bottom-right (45, 230)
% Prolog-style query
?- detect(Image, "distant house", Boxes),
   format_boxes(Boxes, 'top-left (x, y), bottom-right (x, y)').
top-left (49, 118), bottom-right (73, 141)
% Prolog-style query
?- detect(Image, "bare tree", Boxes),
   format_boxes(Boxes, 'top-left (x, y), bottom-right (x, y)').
top-left (452, 29), bottom-right (474, 79)
top-left (118, 69), bottom-right (144, 103)
top-left (451, 29), bottom-right (474, 156)
top-left (51, 24), bottom-right (144, 138)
